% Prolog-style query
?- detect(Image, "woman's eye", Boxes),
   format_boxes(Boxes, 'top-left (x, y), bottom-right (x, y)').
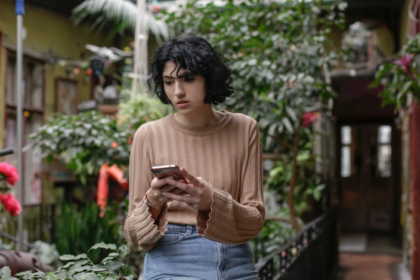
top-left (164, 80), bottom-right (172, 85)
top-left (185, 78), bottom-right (195, 83)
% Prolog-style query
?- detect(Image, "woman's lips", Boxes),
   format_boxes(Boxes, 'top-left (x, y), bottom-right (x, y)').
top-left (176, 101), bottom-right (189, 108)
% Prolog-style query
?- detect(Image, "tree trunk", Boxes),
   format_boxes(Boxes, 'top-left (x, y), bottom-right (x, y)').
top-left (289, 124), bottom-right (302, 233)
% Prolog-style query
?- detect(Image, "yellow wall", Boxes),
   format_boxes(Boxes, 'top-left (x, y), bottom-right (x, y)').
top-left (400, 0), bottom-right (411, 49)
top-left (0, 0), bottom-right (116, 145)
top-left (372, 26), bottom-right (395, 57)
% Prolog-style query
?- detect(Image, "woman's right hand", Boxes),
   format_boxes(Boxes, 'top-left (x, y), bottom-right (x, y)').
top-left (147, 177), bottom-right (186, 207)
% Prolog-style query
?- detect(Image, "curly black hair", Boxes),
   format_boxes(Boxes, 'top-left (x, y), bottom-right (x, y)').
top-left (147, 36), bottom-right (234, 105)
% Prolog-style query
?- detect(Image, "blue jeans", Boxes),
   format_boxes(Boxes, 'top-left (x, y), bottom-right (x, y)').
top-left (144, 223), bottom-right (260, 280)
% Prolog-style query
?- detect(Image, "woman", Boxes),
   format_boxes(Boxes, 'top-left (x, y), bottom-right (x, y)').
top-left (124, 36), bottom-right (265, 280)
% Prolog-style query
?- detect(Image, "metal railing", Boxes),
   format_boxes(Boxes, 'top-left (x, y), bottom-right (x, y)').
top-left (0, 147), bottom-right (56, 248)
top-left (257, 206), bottom-right (339, 280)
top-left (0, 204), bottom-right (56, 247)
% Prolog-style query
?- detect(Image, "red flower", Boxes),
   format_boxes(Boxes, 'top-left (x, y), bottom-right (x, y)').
top-left (302, 112), bottom-right (317, 127)
top-left (152, 4), bottom-right (161, 13)
top-left (0, 193), bottom-right (22, 216)
top-left (0, 162), bottom-right (19, 186)
top-left (111, 142), bottom-right (119, 148)
top-left (394, 54), bottom-right (416, 80)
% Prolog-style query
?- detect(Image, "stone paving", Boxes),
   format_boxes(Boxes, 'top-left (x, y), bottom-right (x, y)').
top-left (339, 253), bottom-right (403, 280)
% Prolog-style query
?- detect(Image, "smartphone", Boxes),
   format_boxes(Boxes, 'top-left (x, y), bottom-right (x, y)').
top-left (151, 165), bottom-right (188, 183)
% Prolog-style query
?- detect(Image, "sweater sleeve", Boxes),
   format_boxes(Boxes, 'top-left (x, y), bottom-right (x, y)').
top-left (124, 125), bottom-right (168, 251)
top-left (196, 120), bottom-right (265, 244)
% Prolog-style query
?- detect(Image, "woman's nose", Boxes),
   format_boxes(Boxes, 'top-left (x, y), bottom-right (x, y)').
top-left (174, 81), bottom-right (186, 97)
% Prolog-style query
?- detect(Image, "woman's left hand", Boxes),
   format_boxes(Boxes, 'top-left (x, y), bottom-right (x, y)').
top-left (162, 167), bottom-right (213, 212)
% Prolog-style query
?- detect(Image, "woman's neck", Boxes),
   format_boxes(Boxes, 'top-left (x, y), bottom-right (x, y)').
top-left (174, 106), bottom-right (223, 128)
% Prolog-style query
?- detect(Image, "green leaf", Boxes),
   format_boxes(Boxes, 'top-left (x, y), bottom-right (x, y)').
top-left (84, 273), bottom-right (101, 280)
top-left (90, 265), bottom-right (107, 272)
top-left (118, 244), bottom-right (129, 259)
top-left (248, 58), bottom-right (257, 66)
top-left (89, 242), bottom-right (117, 252)
top-left (46, 272), bottom-right (56, 280)
top-left (101, 252), bottom-right (120, 264)
top-left (338, 2), bottom-right (348, 11)
top-left (282, 118), bottom-right (294, 134)
top-left (104, 261), bottom-right (123, 271)
top-left (297, 150), bottom-right (310, 162)
top-left (14, 271), bottom-right (33, 277)
top-left (60, 253), bottom-right (88, 262)
top-left (72, 259), bottom-right (90, 268)
top-left (121, 265), bottom-right (132, 276)
top-left (72, 266), bottom-right (91, 273)
top-left (1, 267), bottom-right (11, 279)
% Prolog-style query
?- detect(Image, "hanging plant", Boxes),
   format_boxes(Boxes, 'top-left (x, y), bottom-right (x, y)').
top-left (371, 34), bottom-right (420, 109)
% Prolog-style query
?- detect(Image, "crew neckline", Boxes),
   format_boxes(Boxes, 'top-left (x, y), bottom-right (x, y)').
top-left (164, 110), bottom-right (232, 135)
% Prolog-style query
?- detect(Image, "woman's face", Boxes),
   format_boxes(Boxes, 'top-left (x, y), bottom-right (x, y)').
top-left (163, 61), bottom-right (208, 114)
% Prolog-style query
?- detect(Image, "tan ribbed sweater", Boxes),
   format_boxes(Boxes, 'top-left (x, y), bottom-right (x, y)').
top-left (124, 110), bottom-right (265, 251)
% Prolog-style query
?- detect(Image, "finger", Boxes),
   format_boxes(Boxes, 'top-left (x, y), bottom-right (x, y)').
top-left (166, 178), bottom-right (194, 195)
top-left (169, 188), bottom-right (183, 195)
top-left (161, 184), bottom-right (177, 193)
top-left (151, 176), bottom-right (174, 189)
top-left (176, 191), bottom-right (189, 196)
top-left (170, 189), bottom-right (190, 196)
top-left (180, 168), bottom-right (201, 187)
top-left (162, 192), bottom-right (192, 204)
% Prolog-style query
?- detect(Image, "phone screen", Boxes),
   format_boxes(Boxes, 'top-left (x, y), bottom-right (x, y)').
top-left (151, 165), bottom-right (187, 183)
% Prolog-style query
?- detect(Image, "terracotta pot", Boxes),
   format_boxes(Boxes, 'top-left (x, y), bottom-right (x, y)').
top-left (0, 250), bottom-right (46, 276)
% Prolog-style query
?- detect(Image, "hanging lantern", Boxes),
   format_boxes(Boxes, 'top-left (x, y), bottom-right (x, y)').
top-left (73, 68), bottom-right (80, 75)
top-left (88, 55), bottom-right (106, 74)
top-left (65, 67), bottom-right (73, 76)
top-left (59, 60), bottom-right (66, 67)
top-left (80, 62), bottom-right (88, 70)
top-left (86, 68), bottom-right (93, 76)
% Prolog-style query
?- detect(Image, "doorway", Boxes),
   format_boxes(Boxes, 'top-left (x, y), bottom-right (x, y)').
top-left (338, 123), bottom-right (396, 232)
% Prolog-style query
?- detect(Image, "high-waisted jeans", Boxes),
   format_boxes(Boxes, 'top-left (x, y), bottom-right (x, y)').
top-left (143, 223), bottom-right (260, 280)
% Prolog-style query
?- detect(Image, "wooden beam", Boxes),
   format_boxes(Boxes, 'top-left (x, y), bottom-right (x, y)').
top-left (411, 101), bottom-right (420, 280)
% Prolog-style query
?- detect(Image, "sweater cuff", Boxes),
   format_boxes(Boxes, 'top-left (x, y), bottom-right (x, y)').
top-left (124, 196), bottom-right (168, 251)
top-left (196, 187), bottom-right (229, 237)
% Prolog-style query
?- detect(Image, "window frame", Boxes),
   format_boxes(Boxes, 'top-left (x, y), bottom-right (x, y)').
top-left (3, 49), bottom-right (46, 206)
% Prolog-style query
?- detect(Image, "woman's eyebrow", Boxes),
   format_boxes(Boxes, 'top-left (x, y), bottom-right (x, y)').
top-left (163, 74), bottom-right (184, 79)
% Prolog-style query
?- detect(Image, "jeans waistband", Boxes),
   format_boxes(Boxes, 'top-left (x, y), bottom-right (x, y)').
top-left (167, 223), bottom-right (197, 234)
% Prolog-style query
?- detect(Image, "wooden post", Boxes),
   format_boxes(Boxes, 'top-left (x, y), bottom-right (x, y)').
top-left (131, 0), bottom-right (148, 99)
top-left (411, 101), bottom-right (420, 280)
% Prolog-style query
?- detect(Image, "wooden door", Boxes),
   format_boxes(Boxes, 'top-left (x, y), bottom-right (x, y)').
top-left (339, 124), bottom-right (394, 232)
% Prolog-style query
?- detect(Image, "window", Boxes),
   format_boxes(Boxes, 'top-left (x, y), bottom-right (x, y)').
top-left (6, 56), bottom-right (16, 105)
top-left (341, 126), bottom-right (353, 178)
top-left (4, 52), bottom-right (45, 205)
top-left (6, 55), bottom-right (44, 109)
top-left (25, 60), bottom-right (44, 109)
top-left (377, 125), bottom-right (392, 177)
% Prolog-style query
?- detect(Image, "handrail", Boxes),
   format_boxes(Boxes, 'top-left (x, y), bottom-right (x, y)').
top-left (0, 231), bottom-right (33, 249)
top-left (256, 205), bottom-right (339, 280)
top-left (256, 210), bottom-right (329, 270)
top-left (0, 148), bottom-right (14, 157)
